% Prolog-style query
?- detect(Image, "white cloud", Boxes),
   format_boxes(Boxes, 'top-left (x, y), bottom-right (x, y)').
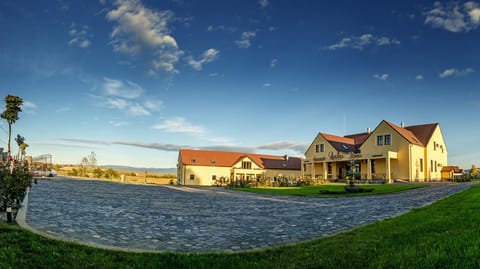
top-left (105, 0), bottom-right (183, 74)
top-left (416, 75), bottom-right (424, 80)
top-left (129, 103), bottom-right (151, 116)
top-left (103, 77), bottom-right (143, 99)
top-left (99, 77), bottom-right (163, 116)
top-left (263, 83), bottom-right (272, 87)
top-left (107, 98), bottom-right (128, 109)
top-left (235, 31), bottom-right (256, 48)
top-left (143, 99), bottom-right (163, 111)
top-left (109, 120), bottom-right (129, 127)
top-left (259, 0), bottom-right (270, 8)
top-left (424, 1), bottom-right (480, 32)
top-left (153, 117), bottom-right (206, 135)
top-left (21, 101), bottom-right (37, 114)
top-left (373, 74), bottom-right (389, 81)
top-left (439, 67), bottom-right (475, 78)
top-left (270, 58), bottom-right (278, 68)
top-left (326, 34), bottom-right (400, 50)
top-left (68, 23), bottom-right (91, 48)
top-left (208, 72), bottom-right (224, 77)
top-left (186, 48), bottom-right (220, 70)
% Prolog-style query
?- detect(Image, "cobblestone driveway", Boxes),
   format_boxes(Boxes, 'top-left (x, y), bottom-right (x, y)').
top-left (25, 178), bottom-right (473, 253)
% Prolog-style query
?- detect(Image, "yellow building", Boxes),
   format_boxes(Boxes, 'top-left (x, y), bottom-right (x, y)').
top-left (177, 149), bottom-right (302, 186)
top-left (302, 120), bottom-right (447, 182)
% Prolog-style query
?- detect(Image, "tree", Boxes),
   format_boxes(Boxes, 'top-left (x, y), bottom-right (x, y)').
top-left (15, 134), bottom-right (26, 160)
top-left (471, 165), bottom-right (478, 179)
top-left (1, 95), bottom-right (23, 156)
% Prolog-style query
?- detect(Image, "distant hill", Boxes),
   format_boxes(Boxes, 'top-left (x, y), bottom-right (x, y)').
top-left (101, 165), bottom-right (176, 174)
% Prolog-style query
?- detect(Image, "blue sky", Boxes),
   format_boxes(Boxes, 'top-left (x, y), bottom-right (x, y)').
top-left (0, 0), bottom-right (479, 168)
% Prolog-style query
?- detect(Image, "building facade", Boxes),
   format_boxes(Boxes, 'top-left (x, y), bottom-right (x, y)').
top-left (177, 149), bottom-right (302, 186)
top-left (302, 120), bottom-right (448, 182)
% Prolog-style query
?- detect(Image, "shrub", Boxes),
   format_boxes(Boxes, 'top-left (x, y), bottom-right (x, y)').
top-left (92, 168), bottom-right (103, 179)
top-left (104, 168), bottom-right (119, 179)
top-left (0, 165), bottom-right (33, 209)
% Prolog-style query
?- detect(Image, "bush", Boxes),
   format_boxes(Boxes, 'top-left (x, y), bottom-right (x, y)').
top-left (92, 168), bottom-right (103, 179)
top-left (68, 168), bottom-right (78, 177)
top-left (104, 168), bottom-right (119, 179)
top-left (0, 165), bottom-right (33, 209)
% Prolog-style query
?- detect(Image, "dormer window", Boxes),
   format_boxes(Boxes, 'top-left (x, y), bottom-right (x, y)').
top-left (342, 144), bottom-right (349, 150)
top-left (210, 160), bottom-right (216, 164)
top-left (242, 161), bottom-right (252, 169)
top-left (191, 159), bottom-right (196, 163)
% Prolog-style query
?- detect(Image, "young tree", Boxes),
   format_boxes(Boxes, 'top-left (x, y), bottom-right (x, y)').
top-left (1, 95), bottom-right (23, 156)
top-left (471, 165), bottom-right (478, 179)
top-left (15, 134), bottom-right (25, 160)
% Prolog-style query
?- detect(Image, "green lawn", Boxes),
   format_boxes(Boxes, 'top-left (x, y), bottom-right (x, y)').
top-left (1, 184), bottom-right (479, 269)
top-left (231, 183), bottom-right (427, 197)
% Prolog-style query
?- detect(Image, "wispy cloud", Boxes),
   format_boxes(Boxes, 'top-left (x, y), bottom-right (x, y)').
top-left (270, 58), bottom-right (278, 68)
top-left (208, 72), bottom-right (224, 77)
top-left (235, 31), bottom-right (256, 48)
top-left (22, 101), bottom-right (37, 114)
top-left (416, 75), bottom-right (424, 80)
top-left (424, 1), bottom-right (480, 32)
top-left (109, 120), bottom-right (129, 127)
top-left (262, 83), bottom-right (272, 87)
top-left (55, 105), bottom-right (72, 113)
top-left (373, 74), bottom-right (389, 81)
top-left (153, 117), bottom-right (206, 135)
top-left (325, 34), bottom-right (400, 51)
top-left (105, 0), bottom-right (183, 74)
top-left (186, 48), bottom-right (220, 70)
top-left (68, 23), bottom-right (91, 48)
top-left (99, 77), bottom-right (162, 116)
top-left (103, 77), bottom-right (143, 99)
top-left (439, 67), bottom-right (475, 78)
top-left (259, 0), bottom-right (270, 8)
top-left (207, 25), bottom-right (237, 32)
top-left (59, 138), bottom-right (308, 155)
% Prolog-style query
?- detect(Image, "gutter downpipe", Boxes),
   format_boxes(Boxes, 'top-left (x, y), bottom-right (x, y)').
top-left (408, 144), bottom-right (412, 182)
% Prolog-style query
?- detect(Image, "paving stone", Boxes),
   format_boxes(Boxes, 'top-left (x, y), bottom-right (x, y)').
top-left (26, 177), bottom-right (475, 253)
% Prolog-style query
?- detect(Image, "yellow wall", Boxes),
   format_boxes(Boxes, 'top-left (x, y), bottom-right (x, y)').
top-left (302, 121), bottom-right (448, 182)
top-left (180, 165), bottom-right (232, 186)
top-left (424, 125), bottom-right (448, 181)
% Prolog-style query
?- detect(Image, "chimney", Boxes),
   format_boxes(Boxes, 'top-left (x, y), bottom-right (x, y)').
top-left (283, 154), bottom-right (289, 161)
top-left (401, 122), bottom-right (405, 128)
top-left (367, 128), bottom-right (371, 134)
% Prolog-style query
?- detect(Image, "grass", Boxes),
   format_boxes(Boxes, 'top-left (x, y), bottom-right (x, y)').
top-left (231, 183), bottom-right (427, 197)
top-left (1, 184), bottom-right (479, 268)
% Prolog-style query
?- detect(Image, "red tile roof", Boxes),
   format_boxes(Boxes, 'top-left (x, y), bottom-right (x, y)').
top-left (441, 166), bottom-right (462, 173)
top-left (383, 120), bottom-right (424, 146)
top-left (405, 123), bottom-right (439, 146)
top-left (179, 149), bottom-right (301, 170)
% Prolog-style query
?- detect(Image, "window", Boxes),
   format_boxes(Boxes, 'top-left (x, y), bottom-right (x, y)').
top-left (377, 135), bottom-right (383, 146)
top-left (431, 160), bottom-right (434, 172)
top-left (435, 161), bottom-right (437, 172)
top-left (384, 134), bottom-right (391, 145)
top-left (315, 144), bottom-right (325, 153)
top-left (371, 160), bottom-right (376, 174)
top-left (189, 174), bottom-right (195, 180)
top-left (327, 162), bottom-right (332, 174)
top-left (420, 158), bottom-right (423, 172)
top-left (342, 144), bottom-right (349, 150)
top-left (242, 161), bottom-right (252, 169)
top-left (211, 175), bottom-right (216, 181)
